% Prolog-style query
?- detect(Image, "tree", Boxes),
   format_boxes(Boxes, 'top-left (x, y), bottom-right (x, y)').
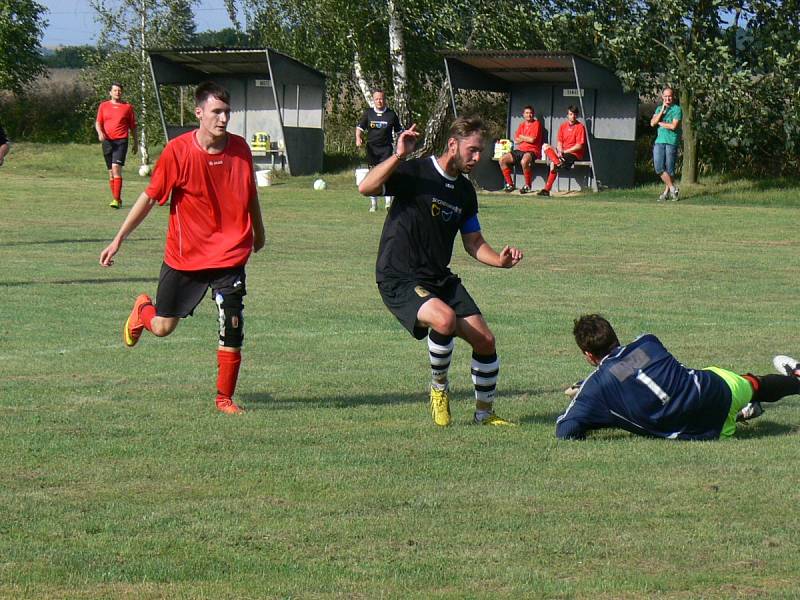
top-left (192, 27), bottom-right (248, 47)
top-left (42, 45), bottom-right (100, 69)
top-left (0, 0), bottom-right (47, 94)
top-left (231, 0), bottom-right (544, 152)
top-left (716, 0), bottom-right (800, 174)
top-left (565, 0), bottom-right (728, 184)
top-left (576, 0), bottom-right (800, 180)
top-left (88, 0), bottom-right (197, 164)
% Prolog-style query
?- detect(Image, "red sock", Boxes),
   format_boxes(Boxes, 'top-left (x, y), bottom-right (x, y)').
top-left (524, 168), bottom-right (532, 188)
top-left (545, 147), bottom-right (560, 164)
top-left (140, 303), bottom-right (156, 332)
top-left (545, 170), bottom-right (557, 191)
top-left (216, 350), bottom-right (242, 401)
top-left (501, 167), bottom-right (513, 186)
top-left (112, 177), bottom-right (122, 201)
top-left (742, 374), bottom-right (760, 392)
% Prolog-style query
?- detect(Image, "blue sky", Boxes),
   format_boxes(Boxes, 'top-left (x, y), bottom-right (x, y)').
top-left (40, 0), bottom-right (234, 47)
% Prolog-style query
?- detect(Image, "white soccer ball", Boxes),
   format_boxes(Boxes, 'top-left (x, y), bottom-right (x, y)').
top-left (138, 164), bottom-right (151, 177)
top-left (313, 178), bottom-right (327, 191)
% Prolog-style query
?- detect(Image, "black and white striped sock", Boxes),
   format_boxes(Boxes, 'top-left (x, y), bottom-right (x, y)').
top-left (428, 330), bottom-right (454, 387)
top-left (471, 352), bottom-right (499, 404)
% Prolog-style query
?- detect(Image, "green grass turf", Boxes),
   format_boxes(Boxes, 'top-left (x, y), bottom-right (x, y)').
top-left (1, 143), bottom-right (800, 598)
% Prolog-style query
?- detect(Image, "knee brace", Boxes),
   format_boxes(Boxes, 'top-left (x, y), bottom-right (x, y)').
top-left (215, 290), bottom-right (244, 348)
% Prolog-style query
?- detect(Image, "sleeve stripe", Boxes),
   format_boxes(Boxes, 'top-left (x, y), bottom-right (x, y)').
top-left (460, 214), bottom-right (481, 234)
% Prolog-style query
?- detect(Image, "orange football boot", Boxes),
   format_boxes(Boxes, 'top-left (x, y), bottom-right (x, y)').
top-left (123, 293), bottom-right (153, 347)
top-left (216, 396), bottom-right (245, 415)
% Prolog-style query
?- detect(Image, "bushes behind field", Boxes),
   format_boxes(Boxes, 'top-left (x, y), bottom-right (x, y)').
top-left (0, 69), bottom-right (95, 144)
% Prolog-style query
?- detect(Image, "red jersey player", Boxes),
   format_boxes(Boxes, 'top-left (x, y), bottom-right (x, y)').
top-left (537, 105), bottom-right (587, 196)
top-left (95, 82), bottom-right (137, 209)
top-left (99, 81), bottom-right (266, 415)
top-left (498, 105), bottom-right (543, 194)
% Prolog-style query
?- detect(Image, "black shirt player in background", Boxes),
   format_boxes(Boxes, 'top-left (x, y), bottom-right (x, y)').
top-left (356, 90), bottom-right (403, 212)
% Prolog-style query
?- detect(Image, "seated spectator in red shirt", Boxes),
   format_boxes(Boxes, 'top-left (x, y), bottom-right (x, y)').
top-left (498, 105), bottom-right (543, 194)
top-left (537, 105), bottom-right (587, 197)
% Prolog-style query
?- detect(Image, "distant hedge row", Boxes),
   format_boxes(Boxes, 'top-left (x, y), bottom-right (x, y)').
top-left (0, 72), bottom-right (96, 144)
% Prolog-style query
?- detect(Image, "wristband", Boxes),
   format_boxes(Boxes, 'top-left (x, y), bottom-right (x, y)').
top-left (394, 152), bottom-right (405, 161)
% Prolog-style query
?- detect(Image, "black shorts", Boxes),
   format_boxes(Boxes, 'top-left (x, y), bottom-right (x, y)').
top-left (556, 152), bottom-right (578, 170)
top-left (155, 263), bottom-right (246, 318)
top-left (378, 276), bottom-right (481, 340)
top-left (102, 139), bottom-right (129, 169)
top-left (511, 149), bottom-right (538, 165)
top-left (366, 144), bottom-right (393, 168)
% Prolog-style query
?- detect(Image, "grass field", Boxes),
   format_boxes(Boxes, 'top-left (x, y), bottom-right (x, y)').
top-left (2, 143), bottom-right (800, 599)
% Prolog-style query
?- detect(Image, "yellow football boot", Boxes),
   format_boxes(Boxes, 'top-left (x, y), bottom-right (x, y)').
top-left (429, 385), bottom-right (451, 427)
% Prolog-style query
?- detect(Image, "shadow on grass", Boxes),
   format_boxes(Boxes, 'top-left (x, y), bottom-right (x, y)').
top-left (0, 237), bottom-right (160, 247)
top-left (517, 411), bottom-right (568, 426)
top-left (732, 420), bottom-right (797, 439)
top-left (507, 418), bottom-right (799, 439)
top-left (716, 174), bottom-right (800, 191)
top-left (241, 391), bottom-right (420, 409)
top-left (0, 276), bottom-right (157, 287)
top-left (240, 386), bottom-right (553, 410)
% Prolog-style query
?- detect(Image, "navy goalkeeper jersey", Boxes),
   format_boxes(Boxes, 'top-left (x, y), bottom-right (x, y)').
top-left (556, 334), bottom-right (732, 440)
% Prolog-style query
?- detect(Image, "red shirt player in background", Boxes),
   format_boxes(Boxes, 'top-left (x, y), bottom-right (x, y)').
top-left (95, 82), bottom-right (137, 209)
top-left (538, 105), bottom-right (587, 196)
top-left (498, 105), bottom-right (543, 194)
top-left (100, 81), bottom-right (267, 415)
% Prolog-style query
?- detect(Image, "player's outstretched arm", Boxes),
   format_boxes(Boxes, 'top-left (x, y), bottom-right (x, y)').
top-left (99, 191), bottom-right (157, 267)
top-left (462, 231), bottom-right (523, 268)
top-left (358, 124), bottom-right (419, 196)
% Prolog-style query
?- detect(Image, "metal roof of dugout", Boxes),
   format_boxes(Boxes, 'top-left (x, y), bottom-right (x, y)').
top-left (148, 47), bottom-right (326, 175)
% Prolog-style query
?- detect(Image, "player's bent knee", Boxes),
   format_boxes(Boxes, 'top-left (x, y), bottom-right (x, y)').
top-left (471, 332), bottom-right (496, 355)
top-left (215, 290), bottom-right (245, 348)
top-left (151, 317), bottom-right (179, 337)
top-left (430, 313), bottom-right (456, 336)
top-left (427, 309), bottom-right (457, 336)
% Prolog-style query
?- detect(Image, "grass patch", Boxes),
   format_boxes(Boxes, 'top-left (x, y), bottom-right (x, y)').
top-left (2, 143), bottom-right (800, 598)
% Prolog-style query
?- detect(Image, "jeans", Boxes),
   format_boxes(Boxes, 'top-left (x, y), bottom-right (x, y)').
top-left (653, 143), bottom-right (678, 176)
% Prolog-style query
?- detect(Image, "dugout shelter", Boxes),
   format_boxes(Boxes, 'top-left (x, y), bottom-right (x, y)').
top-left (443, 51), bottom-right (638, 191)
top-left (148, 47), bottom-right (325, 175)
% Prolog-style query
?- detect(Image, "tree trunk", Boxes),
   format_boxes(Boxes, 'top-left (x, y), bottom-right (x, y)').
top-left (410, 28), bottom-right (478, 158)
top-left (679, 87), bottom-right (697, 185)
top-left (350, 32), bottom-right (373, 108)
top-left (411, 77), bottom-right (451, 158)
top-left (138, 0), bottom-right (149, 165)
top-left (387, 0), bottom-right (409, 126)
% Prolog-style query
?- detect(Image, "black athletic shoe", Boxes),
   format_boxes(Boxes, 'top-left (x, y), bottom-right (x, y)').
top-left (520, 186), bottom-right (531, 194)
top-left (503, 183), bottom-right (515, 193)
top-left (536, 189), bottom-right (550, 197)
